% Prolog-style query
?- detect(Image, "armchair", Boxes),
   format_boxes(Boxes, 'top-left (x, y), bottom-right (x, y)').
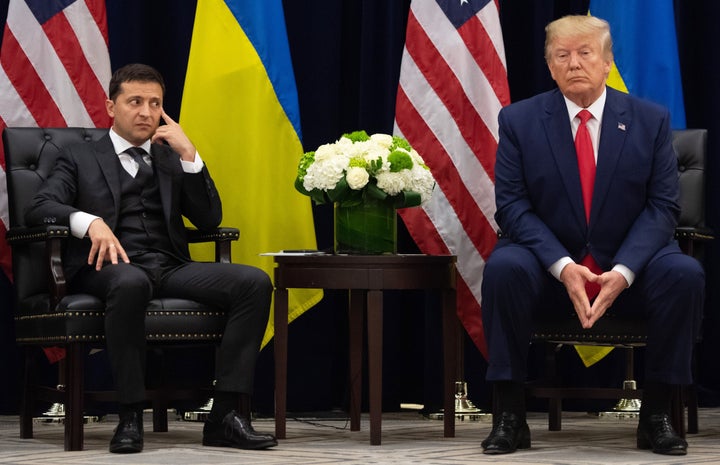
top-left (527, 128), bottom-right (712, 435)
top-left (4, 127), bottom-right (238, 451)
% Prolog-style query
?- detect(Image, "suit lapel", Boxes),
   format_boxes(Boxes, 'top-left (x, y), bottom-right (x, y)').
top-left (94, 135), bottom-right (122, 219)
top-left (590, 88), bottom-right (629, 227)
top-left (542, 90), bottom-right (587, 231)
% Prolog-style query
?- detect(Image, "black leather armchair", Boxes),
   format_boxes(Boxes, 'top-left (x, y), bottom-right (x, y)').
top-left (4, 127), bottom-right (239, 451)
top-left (527, 129), bottom-right (712, 435)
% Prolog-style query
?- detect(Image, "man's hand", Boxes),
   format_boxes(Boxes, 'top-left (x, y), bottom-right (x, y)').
top-left (560, 263), bottom-right (627, 329)
top-left (586, 271), bottom-right (627, 327)
top-left (560, 262), bottom-right (597, 328)
top-left (87, 218), bottom-right (129, 270)
top-left (152, 110), bottom-right (196, 162)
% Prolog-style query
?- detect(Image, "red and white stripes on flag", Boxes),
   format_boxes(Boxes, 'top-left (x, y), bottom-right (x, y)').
top-left (0, 0), bottom-right (111, 281)
top-left (394, 0), bottom-right (510, 358)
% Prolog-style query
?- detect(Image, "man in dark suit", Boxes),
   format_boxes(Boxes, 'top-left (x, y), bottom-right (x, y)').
top-left (25, 63), bottom-right (277, 453)
top-left (480, 15), bottom-right (704, 456)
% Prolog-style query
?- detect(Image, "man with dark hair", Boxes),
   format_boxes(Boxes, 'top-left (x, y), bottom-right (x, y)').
top-left (25, 63), bottom-right (277, 453)
top-left (480, 16), bottom-right (703, 456)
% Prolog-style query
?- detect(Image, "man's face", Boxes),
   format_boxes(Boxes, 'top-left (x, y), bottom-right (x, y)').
top-left (547, 34), bottom-right (611, 107)
top-left (105, 80), bottom-right (163, 145)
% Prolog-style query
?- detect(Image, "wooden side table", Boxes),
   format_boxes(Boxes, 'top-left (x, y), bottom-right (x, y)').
top-left (272, 254), bottom-right (458, 445)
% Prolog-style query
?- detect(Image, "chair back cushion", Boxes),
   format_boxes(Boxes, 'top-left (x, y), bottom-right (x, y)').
top-left (3, 127), bottom-right (108, 228)
top-left (3, 128), bottom-right (107, 302)
top-left (673, 128), bottom-right (707, 229)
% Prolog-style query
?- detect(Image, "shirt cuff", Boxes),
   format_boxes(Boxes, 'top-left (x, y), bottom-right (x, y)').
top-left (180, 151), bottom-right (204, 173)
top-left (549, 256), bottom-right (574, 281)
top-left (69, 211), bottom-right (100, 239)
top-left (612, 264), bottom-right (634, 287)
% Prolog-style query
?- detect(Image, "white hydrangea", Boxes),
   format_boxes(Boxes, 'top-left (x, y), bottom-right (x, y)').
top-left (375, 171), bottom-right (407, 196)
top-left (303, 153), bottom-right (348, 191)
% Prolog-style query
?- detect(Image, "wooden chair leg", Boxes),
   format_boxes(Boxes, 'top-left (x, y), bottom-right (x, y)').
top-left (549, 397), bottom-right (562, 431)
top-left (19, 349), bottom-right (35, 439)
top-left (64, 343), bottom-right (85, 451)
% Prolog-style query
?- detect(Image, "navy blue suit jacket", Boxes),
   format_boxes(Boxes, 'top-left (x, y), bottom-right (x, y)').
top-left (493, 87), bottom-right (681, 275)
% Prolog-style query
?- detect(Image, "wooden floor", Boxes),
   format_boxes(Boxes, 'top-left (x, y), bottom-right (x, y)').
top-left (2, 408), bottom-right (720, 464)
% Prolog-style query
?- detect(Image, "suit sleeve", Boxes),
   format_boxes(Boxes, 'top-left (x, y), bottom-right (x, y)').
top-left (179, 165), bottom-right (223, 230)
top-left (24, 149), bottom-right (82, 227)
top-left (611, 109), bottom-right (680, 273)
top-left (494, 107), bottom-right (573, 269)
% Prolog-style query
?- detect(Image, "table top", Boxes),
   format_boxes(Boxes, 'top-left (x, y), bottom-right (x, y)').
top-left (272, 254), bottom-right (457, 290)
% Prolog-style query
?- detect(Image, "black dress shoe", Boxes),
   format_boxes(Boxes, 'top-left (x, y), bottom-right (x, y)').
top-left (637, 413), bottom-right (687, 455)
top-left (481, 412), bottom-right (531, 455)
top-left (109, 411), bottom-right (143, 453)
top-left (203, 410), bottom-right (278, 450)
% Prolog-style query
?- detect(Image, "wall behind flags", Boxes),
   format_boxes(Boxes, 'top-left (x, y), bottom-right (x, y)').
top-left (2, 0), bottom-right (720, 414)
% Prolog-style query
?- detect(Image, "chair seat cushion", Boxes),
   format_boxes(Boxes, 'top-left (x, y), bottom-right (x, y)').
top-left (14, 294), bottom-right (227, 344)
top-left (532, 314), bottom-right (647, 346)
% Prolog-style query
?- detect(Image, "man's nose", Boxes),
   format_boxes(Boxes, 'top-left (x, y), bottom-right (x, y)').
top-left (568, 52), bottom-right (581, 68)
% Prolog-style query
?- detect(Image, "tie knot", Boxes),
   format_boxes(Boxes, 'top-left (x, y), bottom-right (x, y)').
top-left (124, 146), bottom-right (147, 160)
top-left (577, 109), bottom-right (592, 125)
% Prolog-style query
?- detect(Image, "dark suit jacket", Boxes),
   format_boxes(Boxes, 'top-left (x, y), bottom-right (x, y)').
top-left (24, 133), bottom-right (223, 279)
top-left (493, 86), bottom-right (681, 275)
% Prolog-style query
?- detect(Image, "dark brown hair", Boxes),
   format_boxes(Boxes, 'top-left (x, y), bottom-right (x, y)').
top-left (108, 63), bottom-right (165, 101)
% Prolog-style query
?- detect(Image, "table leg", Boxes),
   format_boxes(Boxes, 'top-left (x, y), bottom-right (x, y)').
top-left (442, 287), bottom-right (457, 438)
top-left (274, 287), bottom-right (289, 439)
top-left (348, 290), bottom-right (365, 432)
top-left (367, 290), bottom-right (383, 445)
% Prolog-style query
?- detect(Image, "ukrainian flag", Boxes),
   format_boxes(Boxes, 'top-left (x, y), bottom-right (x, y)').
top-left (180, 0), bottom-right (322, 347)
top-left (575, 1), bottom-right (687, 367)
top-left (591, 0), bottom-right (686, 129)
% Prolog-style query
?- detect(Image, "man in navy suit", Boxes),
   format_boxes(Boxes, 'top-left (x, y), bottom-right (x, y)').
top-left (25, 64), bottom-right (277, 453)
top-left (480, 15), bottom-right (704, 456)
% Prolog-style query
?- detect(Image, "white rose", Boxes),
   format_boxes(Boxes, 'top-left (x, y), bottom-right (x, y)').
top-left (346, 166), bottom-right (370, 190)
top-left (369, 133), bottom-right (393, 149)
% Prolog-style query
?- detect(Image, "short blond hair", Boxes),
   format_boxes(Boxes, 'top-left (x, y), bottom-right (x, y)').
top-left (544, 15), bottom-right (613, 62)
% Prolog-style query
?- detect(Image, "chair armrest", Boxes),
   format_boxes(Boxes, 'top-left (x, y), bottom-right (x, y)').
top-left (675, 226), bottom-right (714, 242)
top-left (6, 225), bottom-right (70, 245)
top-left (675, 226), bottom-right (714, 257)
top-left (185, 227), bottom-right (240, 263)
top-left (7, 225), bottom-right (70, 305)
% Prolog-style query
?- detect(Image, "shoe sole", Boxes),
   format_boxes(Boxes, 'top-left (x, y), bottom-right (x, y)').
top-left (637, 435), bottom-right (687, 455)
top-left (202, 438), bottom-right (278, 450)
top-left (109, 444), bottom-right (143, 453)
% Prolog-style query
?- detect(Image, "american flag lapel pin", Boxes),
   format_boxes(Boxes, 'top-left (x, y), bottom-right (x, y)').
top-left (617, 122), bottom-right (626, 131)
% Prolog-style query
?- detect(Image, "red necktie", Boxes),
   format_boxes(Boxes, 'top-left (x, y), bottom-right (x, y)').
top-left (575, 109), bottom-right (602, 299)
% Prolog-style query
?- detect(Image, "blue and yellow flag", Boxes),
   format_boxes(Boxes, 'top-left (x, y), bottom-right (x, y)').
top-left (180, 0), bottom-right (322, 347)
top-left (575, 1), bottom-right (687, 367)
top-left (591, 0), bottom-right (686, 129)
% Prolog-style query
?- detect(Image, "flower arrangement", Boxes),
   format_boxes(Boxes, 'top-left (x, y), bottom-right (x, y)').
top-left (295, 130), bottom-right (435, 208)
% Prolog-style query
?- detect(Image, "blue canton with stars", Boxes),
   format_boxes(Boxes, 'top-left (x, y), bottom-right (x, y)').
top-left (435, 0), bottom-right (490, 29)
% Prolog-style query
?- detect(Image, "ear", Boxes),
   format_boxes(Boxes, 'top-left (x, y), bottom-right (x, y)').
top-left (105, 99), bottom-right (115, 118)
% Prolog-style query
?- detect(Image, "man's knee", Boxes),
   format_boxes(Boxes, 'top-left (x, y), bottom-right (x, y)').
top-left (483, 246), bottom-right (542, 292)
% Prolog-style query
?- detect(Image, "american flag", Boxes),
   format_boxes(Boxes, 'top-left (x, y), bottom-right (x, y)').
top-left (394, 0), bottom-right (510, 358)
top-left (0, 0), bottom-right (111, 282)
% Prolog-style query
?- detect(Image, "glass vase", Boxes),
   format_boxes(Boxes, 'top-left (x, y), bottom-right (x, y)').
top-left (334, 199), bottom-right (397, 254)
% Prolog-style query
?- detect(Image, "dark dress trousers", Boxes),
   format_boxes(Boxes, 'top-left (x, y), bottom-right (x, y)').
top-left (25, 134), bottom-right (271, 404)
top-left (481, 87), bottom-right (704, 386)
